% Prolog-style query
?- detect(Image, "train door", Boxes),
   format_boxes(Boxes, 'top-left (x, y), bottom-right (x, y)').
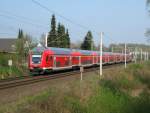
top-left (94, 56), bottom-right (97, 64)
top-left (45, 55), bottom-right (53, 68)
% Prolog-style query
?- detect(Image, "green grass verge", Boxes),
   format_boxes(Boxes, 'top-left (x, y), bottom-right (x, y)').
top-left (0, 61), bottom-right (150, 113)
top-left (0, 53), bottom-right (28, 79)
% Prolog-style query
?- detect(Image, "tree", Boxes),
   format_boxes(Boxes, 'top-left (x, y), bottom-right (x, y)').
top-left (65, 29), bottom-right (70, 48)
top-left (16, 29), bottom-right (35, 64)
top-left (24, 34), bottom-right (35, 58)
top-left (57, 23), bottom-right (63, 47)
top-left (147, 0), bottom-right (150, 7)
top-left (47, 14), bottom-right (71, 48)
top-left (40, 33), bottom-right (46, 46)
top-left (16, 29), bottom-right (25, 64)
top-left (18, 29), bottom-right (23, 39)
top-left (81, 31), bottom-right (94, 50)
top-left (59, 24), bottom-right (66, 48)
top-left (47, 14), bottom-right (57, 47)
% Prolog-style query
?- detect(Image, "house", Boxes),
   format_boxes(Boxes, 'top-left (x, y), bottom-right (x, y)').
top-left (0, 38), bottom-right (17, 53)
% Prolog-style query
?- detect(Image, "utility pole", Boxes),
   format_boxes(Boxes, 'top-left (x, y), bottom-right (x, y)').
top-left (148, 52), bottom-right (149, 60)
top-left (112, 46), bottom-right (113, 53)
top-left (146, 52), bottom-right (147, 61)
top-left (146, 52), bottom-right (148, 61)
top-left (125, 43), bottom-right (127, 68)
top-left (134, 47), bottom-right (138, 63)
top-left (140, 49), bottom-right (143, 61)
top-left (144, 52), bottom-right (147, 61)
top-left (100, 32), bottom-right (103, 77)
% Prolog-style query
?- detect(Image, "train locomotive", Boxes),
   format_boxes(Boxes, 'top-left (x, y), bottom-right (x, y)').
top-left (28, 46), bottom-right (132, 74)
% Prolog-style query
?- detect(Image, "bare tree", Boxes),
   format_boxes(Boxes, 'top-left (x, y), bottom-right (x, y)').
top-left (40, 33), bottom-right (46, 46)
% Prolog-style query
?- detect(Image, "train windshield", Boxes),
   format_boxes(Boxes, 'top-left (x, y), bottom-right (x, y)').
top-left (32, 55), bottom-right (41, 64)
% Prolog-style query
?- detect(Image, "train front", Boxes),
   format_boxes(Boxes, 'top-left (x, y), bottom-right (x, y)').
top-left (28, 47), bottom-right (45, 73)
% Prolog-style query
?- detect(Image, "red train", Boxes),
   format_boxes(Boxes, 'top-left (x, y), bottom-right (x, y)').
top-left (28, 47), bottom-right (132, 73)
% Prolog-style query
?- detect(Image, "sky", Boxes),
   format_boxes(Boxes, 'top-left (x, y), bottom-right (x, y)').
top-left (0, 0), bottom-right (149, 46)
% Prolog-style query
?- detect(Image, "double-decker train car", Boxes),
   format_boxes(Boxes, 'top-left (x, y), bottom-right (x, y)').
top-left (28, 46), bottom-right (132, 74)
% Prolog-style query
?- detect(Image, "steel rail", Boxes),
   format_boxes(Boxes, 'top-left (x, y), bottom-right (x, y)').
top-left (0, 63), bottom-right (126, 90)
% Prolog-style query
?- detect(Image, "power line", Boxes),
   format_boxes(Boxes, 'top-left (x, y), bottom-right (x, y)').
top-left (0, 23), bottom-right (45, 37)
top-left (0, 9), bottom-right (88, 42)
top-left (103, 33), bottom-right (118, 44)
top-left (0, 13), bottom-right (48, 29)
top-left (0, 32), bottom-right (16, 35)
top-left (0, 9), bottom-right (46, 26)
top-left (0, 24), bottom-right (18, 32)
top-left (31, 0), bottom-right (118, 44)
top-left (31, 0), bottom-right (91, 31)
top-left (0, 10), bottom-right (81, 41)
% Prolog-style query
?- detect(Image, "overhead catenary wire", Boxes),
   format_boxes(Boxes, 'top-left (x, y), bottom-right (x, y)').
top-left (0, 9), bottom-right (86, 45)
top-left (0, 9), bottom-right (47, 26)
top-left (0, 24), bottom-right (18, 32)
top-left (31, 0), bottom-right (118, 44)
top-left (0, 9), bottom-right (90, 43)
top-left (0, 13), bottom-right (49, 37)
top-left (103, 33), bottom-right (119, 45)
top-left (0, 13), bottom-right (48, 29)
top-left (31, 0), bottom-right (90, 31)
top-left (0, 32), bottom-right (16, 35)
top-left (0, 0), bottom-right (119, 47)
top-left (0, 24), bottom-right (45, 38)
top-left (0, 12), bottom-right (73, 43)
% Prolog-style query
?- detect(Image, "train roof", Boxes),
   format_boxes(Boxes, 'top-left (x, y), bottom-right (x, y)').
top-left (48, 47), bottom-right (72, 55)
top-left (78, 50), bottom-right (93, 55)
top-left (31, 47), bottom-right (125, 56)
top-left (31, 46), bottom-right (46, 54)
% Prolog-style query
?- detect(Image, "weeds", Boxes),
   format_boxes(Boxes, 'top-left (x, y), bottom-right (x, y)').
top-left (0, 62), bottom-right (150, 113)
top-left (0, 53), bottom-right (27, 79)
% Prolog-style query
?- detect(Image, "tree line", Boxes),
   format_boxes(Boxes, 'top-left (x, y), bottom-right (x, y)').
top-left (47, 14), bottom-right (95, 50)
top-left (15, 14), bottom-right (96, 65)
top-left (47, 14), bottom-right (70, 48)
top-left (16, 29), bottom-right (35, 64)
top-left (16, 14), bottom-right (96, 51)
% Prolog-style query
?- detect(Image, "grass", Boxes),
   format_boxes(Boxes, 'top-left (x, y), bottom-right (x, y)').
top-left (0, 61), bottom-right (150, 113)
top-left (0, 66), bottom-right (25, 79)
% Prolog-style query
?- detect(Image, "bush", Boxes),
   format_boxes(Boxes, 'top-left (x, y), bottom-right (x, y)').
top-left (0, 66), bottom-right (23, 79)
top-left (64, 96), bottom-right (87, 113)
top-left (0, 53), bottom-right (27, 79)
top-left (125, 91), bottom-right (150, 113)
top-left (87, 87), bottom-right (129, 113)
top-left (0, 53), bottom-right (9, 67)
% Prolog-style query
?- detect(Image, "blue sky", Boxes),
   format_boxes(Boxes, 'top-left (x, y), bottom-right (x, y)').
top-left (0, 0), bottom-right (149, 46)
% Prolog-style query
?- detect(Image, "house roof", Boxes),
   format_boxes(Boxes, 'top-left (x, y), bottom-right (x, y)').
top-left (0, 38), bottom-right (17, 53)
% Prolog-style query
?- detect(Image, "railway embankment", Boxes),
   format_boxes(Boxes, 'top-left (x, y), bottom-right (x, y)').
top-left (0, 61), bottom-right (150, 113)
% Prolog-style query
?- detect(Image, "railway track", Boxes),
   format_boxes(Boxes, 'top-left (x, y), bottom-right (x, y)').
top-left (0, 63), bottom-right (125, 90)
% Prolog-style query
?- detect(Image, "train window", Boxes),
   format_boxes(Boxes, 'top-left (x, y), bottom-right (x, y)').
top-left (49, 56), bottom-right (53, 60)
top-left (46, 56), bottom-right (49, 62)
top-left (65, 61), bottom-right (69, 65)
top-left (56, 61), bottom-right (60, 67)
top-left (32, 55), bottom-right (41, 64)
top-left (74, 57), bottom-right (79, 60)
